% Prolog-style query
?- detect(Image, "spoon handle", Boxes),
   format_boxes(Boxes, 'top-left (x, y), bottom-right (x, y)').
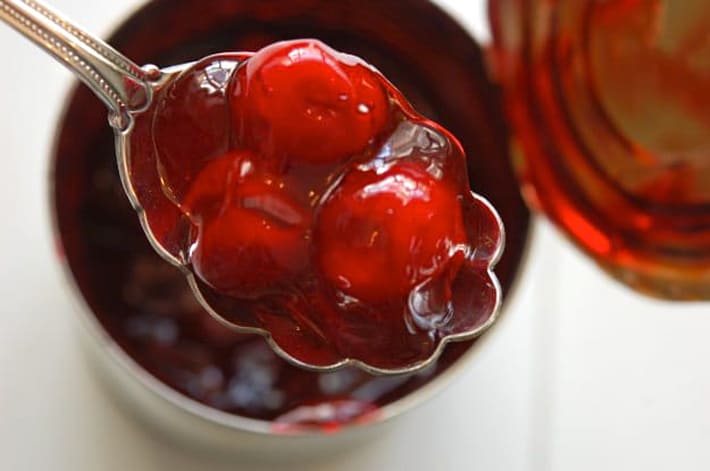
top-left (0, 0), bottom-right (158, 129)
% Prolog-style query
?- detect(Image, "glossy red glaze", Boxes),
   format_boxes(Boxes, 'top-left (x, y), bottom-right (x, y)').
top-left (153, 54), bottom-right (251, 204)
top-left (136, 39), bottom-right (502, 370)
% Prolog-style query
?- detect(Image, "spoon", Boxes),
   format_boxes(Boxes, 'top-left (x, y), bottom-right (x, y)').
top-left (0, 0), bottom-right (505, 375)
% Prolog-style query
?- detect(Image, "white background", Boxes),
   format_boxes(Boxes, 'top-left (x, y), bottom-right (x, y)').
top-left (1, 0), bottom-right (709, 470)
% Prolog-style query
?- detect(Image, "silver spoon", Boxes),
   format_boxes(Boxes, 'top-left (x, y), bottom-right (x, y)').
top-left (0, 0), bottom-right (504, 375)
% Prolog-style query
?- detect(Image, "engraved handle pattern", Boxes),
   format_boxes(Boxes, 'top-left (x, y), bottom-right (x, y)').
top-left (0, 0), bottom-right (158, 129)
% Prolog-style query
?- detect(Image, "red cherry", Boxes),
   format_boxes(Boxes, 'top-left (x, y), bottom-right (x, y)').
top-left (181, 151), bottom-right (254, 221)
top-left (152, 53), bottom-right (247, 203)
top-left (187, 154), bottom-right (310, 298)
top-left (230, 39), bottom-right (389, 165)
top-left (315, 163), bottom-right (467, 304)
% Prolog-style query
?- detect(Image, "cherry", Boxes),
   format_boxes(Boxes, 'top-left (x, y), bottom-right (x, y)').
top-left (180, 151), bottom-right (248, 220)
top-left (315, 163), bottom-right (467, 304)
top-left (186, 152), bottom-right (310, 297)
top-left (230, 39), bottom-right (389, 166)
top-left (152, 54), bottom-right (246, 204)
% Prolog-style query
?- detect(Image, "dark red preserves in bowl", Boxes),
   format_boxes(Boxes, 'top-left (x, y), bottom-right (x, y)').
top-left (53, 0), bottom-right (529, 430)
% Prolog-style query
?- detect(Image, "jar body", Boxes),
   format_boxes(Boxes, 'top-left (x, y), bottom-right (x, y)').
top-left (490, 0), bottom-right (710, 299)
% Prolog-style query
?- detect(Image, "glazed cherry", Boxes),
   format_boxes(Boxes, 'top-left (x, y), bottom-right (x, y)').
top-left (230, 40), bottom-right (389, 166)
top-left (153, 54), bottom-right (248, 204)
top-left (315, 163), bottom-right (467, 304)
top-left (185, 152), bottom-right (309, 297)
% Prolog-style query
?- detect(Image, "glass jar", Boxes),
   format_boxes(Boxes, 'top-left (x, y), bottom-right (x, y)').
top-left (490, 0), bottom-right (710, 299)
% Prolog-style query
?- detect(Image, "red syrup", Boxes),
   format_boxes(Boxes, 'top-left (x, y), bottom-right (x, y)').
top-left (53, 0), bottom-right (529, 430)
top-left (128, 40), bottom-right (503, 370)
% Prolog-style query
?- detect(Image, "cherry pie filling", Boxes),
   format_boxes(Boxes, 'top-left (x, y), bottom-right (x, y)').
top-left (131, 39), bottom-right (502, 370)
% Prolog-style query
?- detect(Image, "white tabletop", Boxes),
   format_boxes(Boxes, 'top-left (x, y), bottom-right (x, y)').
top-left (1, 1), bottom-right (709, 470)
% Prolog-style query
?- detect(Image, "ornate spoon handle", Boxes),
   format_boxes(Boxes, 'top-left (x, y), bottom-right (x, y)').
top-left (0, 0), bottom-right (157, 128)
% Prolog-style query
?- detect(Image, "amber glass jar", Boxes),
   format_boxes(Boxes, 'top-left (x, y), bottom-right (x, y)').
top-left (490, 0), bottom-right (710, 299)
